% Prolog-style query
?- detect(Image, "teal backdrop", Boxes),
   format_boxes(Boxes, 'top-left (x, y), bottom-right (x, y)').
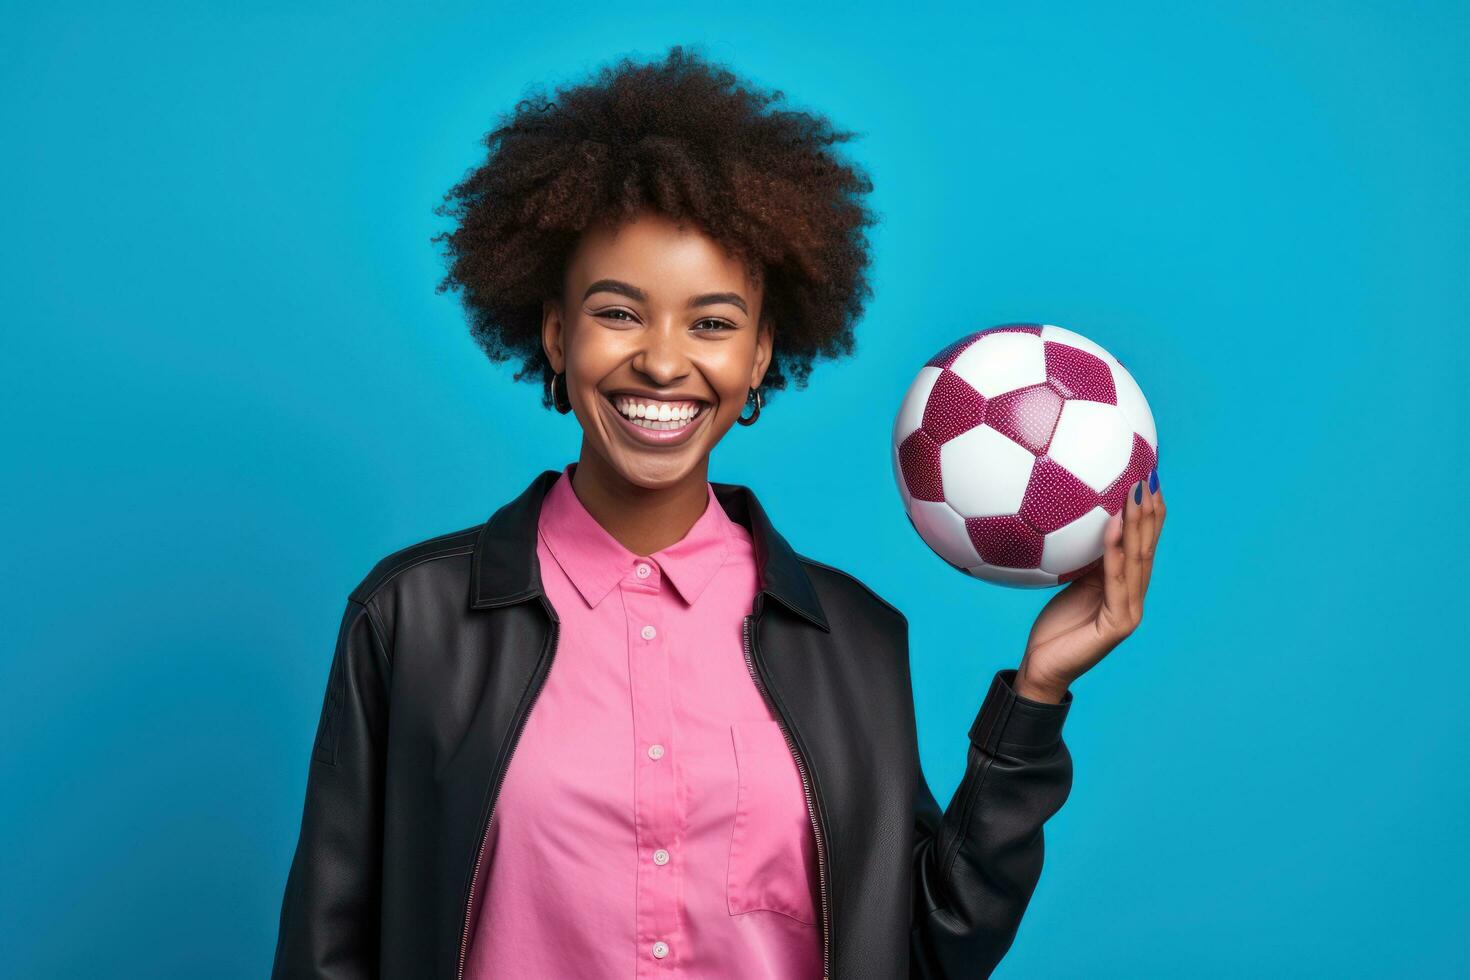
top-left (3, 2), bottom-right (1466, 977)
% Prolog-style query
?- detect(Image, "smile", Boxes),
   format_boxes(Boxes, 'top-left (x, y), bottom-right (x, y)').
top-left (601, 392), bottom-right (710, 446)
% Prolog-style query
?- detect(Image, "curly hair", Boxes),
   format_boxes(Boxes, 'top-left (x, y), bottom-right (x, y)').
top-left (431, 44), bottom-right (878, 410)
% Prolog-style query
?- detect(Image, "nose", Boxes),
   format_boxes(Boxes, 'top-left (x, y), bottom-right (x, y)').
top-left (631, 316), bottom-right (693, 387)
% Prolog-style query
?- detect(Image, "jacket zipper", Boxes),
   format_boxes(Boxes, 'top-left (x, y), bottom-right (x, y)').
top-left (456, 618), bottom-right (561, 980)
top-left (742, 614), bottom-right (832, 980)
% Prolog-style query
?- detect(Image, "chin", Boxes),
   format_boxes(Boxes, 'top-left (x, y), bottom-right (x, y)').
top-left (612, 453), bottom-right (704, 486)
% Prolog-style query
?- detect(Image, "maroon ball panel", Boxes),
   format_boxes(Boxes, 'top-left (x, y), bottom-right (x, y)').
top-left (898, 429), bottom-right (945, 502)
top-left (980, 323), bottom-right (1044, 337)
top-left (1099, 433), bottom-right (1158, 515)
top-left (1058, 556), bottom-right (1102, 583)
top-left (925, 325), bottom-right (1042, 369)
top-left (1044, 342), bottom-right (1118, 404)
top-left (984, 384), bottom-right (1064, 454)
top-left (925, 332), bottom-right (984, 369)
top-left (965, 514), bottom-right (1045, 568)
top-left (922, 369), bottom-right (987, 443)
top-left (1019, 457), bottom-right (1101, 533)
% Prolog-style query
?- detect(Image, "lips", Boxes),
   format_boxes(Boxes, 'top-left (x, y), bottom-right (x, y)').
top-left (601, 391), bottom-right (709, 448)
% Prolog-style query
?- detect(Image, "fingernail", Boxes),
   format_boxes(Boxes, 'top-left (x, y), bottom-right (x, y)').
top-left (1134, 480), bottom-right (1143, 505)
top-left (1149, 467), bottom-right (1158, 495)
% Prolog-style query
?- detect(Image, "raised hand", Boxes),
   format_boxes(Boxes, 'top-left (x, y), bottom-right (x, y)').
top-left (1013, 466), bottom-right (1166, 703)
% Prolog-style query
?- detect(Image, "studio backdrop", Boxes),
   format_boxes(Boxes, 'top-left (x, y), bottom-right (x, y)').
top-left (2, 2), bottom-right (1465, 977)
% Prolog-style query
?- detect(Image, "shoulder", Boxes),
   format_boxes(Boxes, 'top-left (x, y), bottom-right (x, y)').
top-left (347, 521), bottom-right (484, 606)
top-left (795, 553), bottom-right (907, 632)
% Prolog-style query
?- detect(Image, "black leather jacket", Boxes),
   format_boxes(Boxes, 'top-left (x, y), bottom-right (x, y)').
top-left (272, 468), bottom-right (1074, 979)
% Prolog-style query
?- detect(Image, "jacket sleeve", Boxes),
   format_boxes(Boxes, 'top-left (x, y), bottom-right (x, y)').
top-left (909, 667), bottom-right (1074, 979)
top-left (272, 597), bottom-right (391, 980)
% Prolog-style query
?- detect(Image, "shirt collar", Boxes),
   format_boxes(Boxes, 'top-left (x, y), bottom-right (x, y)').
top-left (536, 462), bottom-right (733, 609)
top-left (469, 467), bottom-right (830, 633)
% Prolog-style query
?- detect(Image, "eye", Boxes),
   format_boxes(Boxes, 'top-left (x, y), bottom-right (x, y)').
top-left (595, 308), bottom-right (636, 322)
top-left (693, 318), bottom-right (735, 332)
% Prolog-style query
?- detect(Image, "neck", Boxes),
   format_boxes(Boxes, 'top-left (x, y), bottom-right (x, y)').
top-left (567, 450), bottom-right (712, 557)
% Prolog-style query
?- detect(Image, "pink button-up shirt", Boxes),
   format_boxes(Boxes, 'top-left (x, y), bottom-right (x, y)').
top-left (462, 462), bottom-right (823, 978)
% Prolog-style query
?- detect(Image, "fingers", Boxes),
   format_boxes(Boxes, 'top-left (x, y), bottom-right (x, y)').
top-left (1124, 473), bottom-right (1145, 624)
top-left (1104, 460), bottom-right (1165, 639)
top-left (1100, 504), bottom-right (1128, 626)
top-left (1138, 465), bottom-right (1160, 596)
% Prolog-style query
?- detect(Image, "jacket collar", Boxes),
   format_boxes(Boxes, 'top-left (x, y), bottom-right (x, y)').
top-left (470, 467), bottom-right (831, 633)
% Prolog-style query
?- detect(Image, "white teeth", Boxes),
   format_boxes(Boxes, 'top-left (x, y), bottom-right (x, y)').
top-left (609, 394), bottom-right (705, 429)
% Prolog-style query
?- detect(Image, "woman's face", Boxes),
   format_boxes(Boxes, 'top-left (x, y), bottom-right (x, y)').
top-left (542, 210), bottom-right (773, 490)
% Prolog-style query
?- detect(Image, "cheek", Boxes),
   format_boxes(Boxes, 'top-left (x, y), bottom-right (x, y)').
top-left (706, 349), bottom-right (759, 402)
top-left (564, 340), bottom-right (623, 393)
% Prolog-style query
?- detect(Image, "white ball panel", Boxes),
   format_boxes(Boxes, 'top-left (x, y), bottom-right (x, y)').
top-left (947, 331), bottom-right (1047, 397)
top-left (908, 498), bottom-right (981, 568)
top-left (939, 425), bottom-right (1037, 517)
top-left (1046, 401), bottom-right (1135, 493)
top-left (893, 366), bottom-right (943, 443)
top-left (966, 564), bottom-right (1059, 588)
top-left (1040, 505), bottom-right (1111, 574)
top-left (1109, 362), bottom-right (1158, 452)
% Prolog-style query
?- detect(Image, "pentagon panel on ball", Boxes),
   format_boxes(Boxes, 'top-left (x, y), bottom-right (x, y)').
top-left (891, 323), bottom-right (1160, 589)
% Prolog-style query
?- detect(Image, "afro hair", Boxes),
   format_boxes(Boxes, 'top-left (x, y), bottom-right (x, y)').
top-left (431, 44), bottom-right (879, 409)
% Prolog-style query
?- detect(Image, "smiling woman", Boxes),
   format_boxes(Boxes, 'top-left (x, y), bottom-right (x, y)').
top-left (430, 44), bottom-right (878, 413)
top-left (544, 210), bottom-right (775, 497)
top-left (428, 43), bottom-right (882, 546)
top-left (272, 42), bottom-right (1093, 980)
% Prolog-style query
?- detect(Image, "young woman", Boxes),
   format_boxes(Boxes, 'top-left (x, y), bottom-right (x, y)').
top-left (272, 46), bottom-right (1165, 980)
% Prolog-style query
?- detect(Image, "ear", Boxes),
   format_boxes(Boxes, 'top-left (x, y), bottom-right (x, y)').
top-left (541, 297), bottom-right (566, 375)
top-left (751, 314), bottom-right (775, 389)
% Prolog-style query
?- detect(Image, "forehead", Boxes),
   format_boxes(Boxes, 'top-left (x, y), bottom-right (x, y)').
top-left (567, 212), bottom-right (760, 294)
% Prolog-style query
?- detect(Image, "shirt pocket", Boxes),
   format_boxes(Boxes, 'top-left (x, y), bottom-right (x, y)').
top-left (726, 719), bottom-right (820, 925)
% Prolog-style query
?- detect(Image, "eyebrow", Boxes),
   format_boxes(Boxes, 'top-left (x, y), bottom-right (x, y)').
top-left (583, 278), bottom-right (748, 315)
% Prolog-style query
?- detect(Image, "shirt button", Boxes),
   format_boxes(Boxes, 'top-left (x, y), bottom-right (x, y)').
top-left (647, 743), bottom-right (665, 760)
top-left (652, 941), bottom-right (669, 959)
top-left (636, 562), bottom-right (651, 578)
top-left (641, 625), bottom-right (657, 640)
top-left (653, 848), bottom-right (670, 865)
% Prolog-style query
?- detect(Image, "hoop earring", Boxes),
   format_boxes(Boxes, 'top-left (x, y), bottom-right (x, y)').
top-left (550, 371), bottom-right (573, 415)
top-left (736, 386), bottom-right (763, 426)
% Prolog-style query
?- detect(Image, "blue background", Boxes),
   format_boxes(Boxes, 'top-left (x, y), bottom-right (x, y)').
top-left (3, 2), bottom-right (1465, 977)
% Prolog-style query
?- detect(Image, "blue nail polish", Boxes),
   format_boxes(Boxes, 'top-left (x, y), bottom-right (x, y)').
top-left (1134, 481), bottom-right (1143, 505)
top-left (1149, 467), bottom-right (1158, 494)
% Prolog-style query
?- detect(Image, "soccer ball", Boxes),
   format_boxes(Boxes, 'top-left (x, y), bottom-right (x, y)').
top-left (891, 323), bottom-right (1158, 589)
